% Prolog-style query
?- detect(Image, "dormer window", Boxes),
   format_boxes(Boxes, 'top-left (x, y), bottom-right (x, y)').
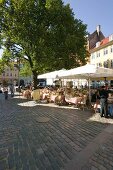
top-left (109, 34), bottom-right (113, 41)
top-left (96, 42), bottom-right (100, 48)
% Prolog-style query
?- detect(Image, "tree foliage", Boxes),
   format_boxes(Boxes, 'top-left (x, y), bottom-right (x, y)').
top-left (19, 62), bottom-right (32, 77)
top-left (0, 0), bottom-right (88, 88)
top-left (0, 58), bottom-right (4, 74)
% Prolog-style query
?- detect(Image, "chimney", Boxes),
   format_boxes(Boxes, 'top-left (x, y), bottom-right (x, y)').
top-left (96, 25), bottom-right (101, 36)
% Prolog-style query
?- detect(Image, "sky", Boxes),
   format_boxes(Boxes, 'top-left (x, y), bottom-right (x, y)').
top-left (63, 0), bottom-right (113, 37)
top-left (0, 0), bottom-right (113, 57)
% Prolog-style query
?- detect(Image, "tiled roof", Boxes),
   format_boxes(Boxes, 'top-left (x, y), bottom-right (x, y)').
top-left (88, 30), bottom-right (105, 49)
top-left (100, 37), bottom-right (109, 46)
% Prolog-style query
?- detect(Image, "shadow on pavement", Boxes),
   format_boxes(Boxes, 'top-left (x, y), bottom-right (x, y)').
top-left (0, 94), bottom-right (113, 170)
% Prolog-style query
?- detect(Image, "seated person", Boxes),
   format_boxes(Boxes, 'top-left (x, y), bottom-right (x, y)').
top-left (55, 90), bottom-right (67, 106)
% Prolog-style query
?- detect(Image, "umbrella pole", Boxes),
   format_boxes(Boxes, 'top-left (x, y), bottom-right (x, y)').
top-left (88, 76), bottom-right (91, 105)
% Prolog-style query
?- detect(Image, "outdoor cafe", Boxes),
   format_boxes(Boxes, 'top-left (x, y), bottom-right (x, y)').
top-left (22, 64), bottom-right (113, 112)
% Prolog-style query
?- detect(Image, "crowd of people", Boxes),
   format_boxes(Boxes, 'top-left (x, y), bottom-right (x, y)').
top-left (28, 84), bottom-right (113, 118)
top-left (91, 85), bottom-right (113, 118)
top-left (21, 84), bottom-right (113, 118)
top-left (0, 82), bottom-right (113, 118)
top-left (0, 84), bottom-right (15, 100)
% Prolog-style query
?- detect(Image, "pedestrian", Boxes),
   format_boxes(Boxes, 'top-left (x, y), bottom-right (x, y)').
top-left (3, 87), bottom-right (8, 100)
top-left (0, 84), bottom-right (2, 93)
top-left (10, 84), bottom-right (14, 97)
top-left (98, 86), bottom-right (109, 118)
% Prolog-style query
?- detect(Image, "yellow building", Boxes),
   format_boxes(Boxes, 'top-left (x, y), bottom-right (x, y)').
top-left (90, 34), bottom-right (113, 68)
top-left (0, 63), bottom-right (19, 85)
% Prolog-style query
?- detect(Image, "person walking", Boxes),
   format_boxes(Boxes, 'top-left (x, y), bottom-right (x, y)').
top-left (3, 87), bottom-right (8, 100)
top-left (10, 84), bottom-right (14, 97)
top-left (98, 86), bottom-right (109, 118)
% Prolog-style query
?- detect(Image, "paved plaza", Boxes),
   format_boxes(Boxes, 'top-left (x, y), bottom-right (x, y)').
top-left (0, 94), bottom-right (113, 170)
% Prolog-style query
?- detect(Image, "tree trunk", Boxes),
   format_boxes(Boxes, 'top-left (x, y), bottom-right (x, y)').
top-left (32, 70), bottom-right (38, 89)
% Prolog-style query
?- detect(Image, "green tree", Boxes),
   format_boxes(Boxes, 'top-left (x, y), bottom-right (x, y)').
top-left (0, 58), bottom-right (4, 74)
top-left (0, 0), bottom-right (88, 88)
top-left (19, 62), bottom-right (32, 77)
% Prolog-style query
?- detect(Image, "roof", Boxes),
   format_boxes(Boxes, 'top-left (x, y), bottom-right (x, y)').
top-left (100, 37), bottom-right (109, 46)
top-left (88, 30), bottom-right (105, 49)
top-left (90, 36), bottom-right (113, 52)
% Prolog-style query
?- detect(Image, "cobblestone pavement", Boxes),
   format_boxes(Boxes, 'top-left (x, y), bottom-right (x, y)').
top-left (0, 94), bottom-right (113, 170)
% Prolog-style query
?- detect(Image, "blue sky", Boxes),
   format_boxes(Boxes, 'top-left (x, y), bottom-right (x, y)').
top-left (63, 0), bottom-right (113, 37)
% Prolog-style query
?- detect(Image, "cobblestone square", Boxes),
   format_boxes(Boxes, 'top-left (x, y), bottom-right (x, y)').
top-left (0, 94), bottom-right (113, 170)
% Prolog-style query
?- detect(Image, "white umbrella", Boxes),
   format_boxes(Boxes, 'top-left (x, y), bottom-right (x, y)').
top-left (57, 64), bottom-right (113, 103)
top-left (57, 64), bottom-right (113, 79)
top-left (38, 69), bottom-right (66, 79)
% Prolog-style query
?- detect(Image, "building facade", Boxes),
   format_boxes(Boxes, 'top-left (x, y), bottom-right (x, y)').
top-left (90, 34), bottom-right (113, 68)
top-left (0, 63), bottom-right (19, 85)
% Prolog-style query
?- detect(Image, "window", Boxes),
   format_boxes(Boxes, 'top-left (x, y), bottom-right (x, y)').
top-left (103, 48), bottom-right (108, 55)
top-left (111, 60), bottom-right (113, 68)
top-left (99, 63), bottom-right (102, 67)
top-left (96, 52), bottom-right (100, 58)
top-left (103, 49), bottom-right (105, 55)
top-left (10, 73), bottom-right (12, 76)
top-left (96, 52), bottom-right (98, 58)
top-left (14, 64), bottom-right (18, 67)
top-left (110, 45), bottom-right (113, 53)
top-left (91, 53), bottom-right (95, 59)
top-left (103, 61), bottom-right (108, 68)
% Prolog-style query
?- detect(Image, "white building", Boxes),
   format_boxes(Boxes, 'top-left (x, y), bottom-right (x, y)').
top-left (90, 34), bottom-right (113, 68)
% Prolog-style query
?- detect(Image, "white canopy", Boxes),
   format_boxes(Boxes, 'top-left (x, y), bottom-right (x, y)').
top-left (38, 69), bottom-right (66, 79)
top-left (56, 64), bottom-right (113, 103)
top-left (57, 64), bottom-right (113, 80)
